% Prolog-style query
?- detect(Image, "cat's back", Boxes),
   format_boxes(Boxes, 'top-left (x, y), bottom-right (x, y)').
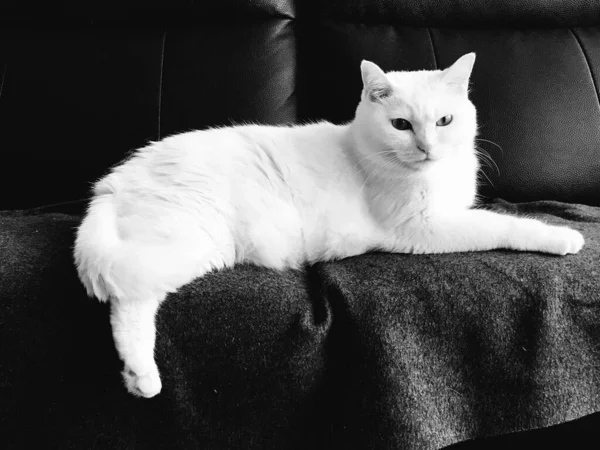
top-left (96, 121), bottom-right (348, 202)
top-left (127, 121), bottom-right (342, 169)
top-left (140, 121), bottom-right (348, 185)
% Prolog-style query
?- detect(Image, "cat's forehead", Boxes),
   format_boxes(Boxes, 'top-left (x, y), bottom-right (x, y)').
top-left (385, 69), bottom-right (442, 92)
top-left (384, 70), bottom-right (452, 116)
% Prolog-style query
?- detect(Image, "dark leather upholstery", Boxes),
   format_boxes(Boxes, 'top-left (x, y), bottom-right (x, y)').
top-left (1, 0), bottom-right (599, 209)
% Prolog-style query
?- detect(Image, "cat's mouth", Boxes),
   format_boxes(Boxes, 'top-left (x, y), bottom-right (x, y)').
top-left (383, 151), bottom-right (438, 170)
top-left (409, 154), bottom-right (440, 170)
top-left (413, 155), bottom-right (433, 164)
top-left (420, 152), bottom-right (441, 163)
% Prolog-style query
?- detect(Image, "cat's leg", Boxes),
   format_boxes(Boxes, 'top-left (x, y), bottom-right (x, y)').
top-left (394, 209), bottom-right (584, 255)
top-left (110, 294), bottom-right (163, 398)
top-left (76, 193), bottom-right (236, 398)
top-left (106, 229), bottom-right (234, 398)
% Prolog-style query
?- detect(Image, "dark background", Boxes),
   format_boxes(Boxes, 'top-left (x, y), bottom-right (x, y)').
top-left (1, 0), bottom-right (599, 210)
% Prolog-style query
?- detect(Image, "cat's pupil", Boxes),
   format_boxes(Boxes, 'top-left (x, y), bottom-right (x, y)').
top-left (391, 119), bottom-right (412, 131)
top-left (436, 115), bottom-right (453, 127)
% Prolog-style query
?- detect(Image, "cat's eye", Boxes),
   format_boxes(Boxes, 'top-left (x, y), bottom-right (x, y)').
top-left (436, 115), bottom-right (453, 127)
top-left (391, 118), bottom-right (412, 131)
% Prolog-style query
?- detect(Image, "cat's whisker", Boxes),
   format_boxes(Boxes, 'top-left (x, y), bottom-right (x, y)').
top-left (352, 152), bottom-right (400, 192)
top-left (473, 145), bottom-right (499, 189)
top-left (475, 150), bottom-right (493, 169)
top-left (357, 156), bottom-right (399, 197)
top-left (475, 146), bottom-right (500, 176)
top-left (354, 150), bottom-right (398, 170)
top-left (477, 168), bottom-right (496, 189)
top-left (475, 138), bottom-right (504, 154)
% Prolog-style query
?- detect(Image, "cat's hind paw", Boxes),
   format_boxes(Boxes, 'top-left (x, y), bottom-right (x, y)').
top-left (547, 227), bottom-right (585, 255)
top-left (123, 364), bottom-right (162, 398)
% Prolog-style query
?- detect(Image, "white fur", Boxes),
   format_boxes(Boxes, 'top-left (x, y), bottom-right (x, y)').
top-left (74, 53), bottom-right (584, 397)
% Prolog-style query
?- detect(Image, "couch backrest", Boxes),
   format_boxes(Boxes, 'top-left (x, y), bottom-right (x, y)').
top-left (1, 0), bottom-right (599, 209)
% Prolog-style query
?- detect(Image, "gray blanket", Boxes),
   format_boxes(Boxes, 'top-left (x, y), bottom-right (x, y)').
top-left (1, 199), bottom-right (599, 449)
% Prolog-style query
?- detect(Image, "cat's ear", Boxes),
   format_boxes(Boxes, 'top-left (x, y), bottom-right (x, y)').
top-left (440, 53), bottom-right (476, 95)
top-left (360, 60), bottom-right (393, 103)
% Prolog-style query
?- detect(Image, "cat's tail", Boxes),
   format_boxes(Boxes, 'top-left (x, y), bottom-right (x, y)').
top-left (74, 195), bottom-right (123, 302)
top-left (74, 190), bottom-right (230, 304)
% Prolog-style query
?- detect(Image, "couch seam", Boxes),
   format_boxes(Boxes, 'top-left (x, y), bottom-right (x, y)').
top-left (426, 28), bottom-right (438, 70)
top-left (0, 63), bottom-right (7, 100)
top-left (157, 30), bottom-right (167, 140)
top-left (569, 28), bottom-right (600, 111)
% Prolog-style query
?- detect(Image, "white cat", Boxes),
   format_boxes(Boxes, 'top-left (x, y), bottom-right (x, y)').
top-left (74, 53), bottom-right (584, 398)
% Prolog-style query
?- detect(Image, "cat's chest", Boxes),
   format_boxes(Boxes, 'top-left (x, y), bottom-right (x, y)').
top-left (376, 173), bottom-right (476, 229)
top-left (419, 161), bottom-right (478, 212)
top-left (426, 180), bottom-right (476, 212)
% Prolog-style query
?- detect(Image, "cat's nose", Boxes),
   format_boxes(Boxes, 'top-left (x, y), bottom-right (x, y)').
top-left (417, 144), bottom-right (430, 154)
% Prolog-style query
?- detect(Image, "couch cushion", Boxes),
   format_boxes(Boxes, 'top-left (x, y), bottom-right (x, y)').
top-left (1, 199), bottom-right (599, 449)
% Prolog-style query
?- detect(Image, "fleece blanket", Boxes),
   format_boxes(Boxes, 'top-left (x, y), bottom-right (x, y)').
top-left (1, 199), bottom-right (599, 450)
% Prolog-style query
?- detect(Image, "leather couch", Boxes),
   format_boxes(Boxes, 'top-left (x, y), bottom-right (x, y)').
top-left (1, 1), bottom-right (599, 448)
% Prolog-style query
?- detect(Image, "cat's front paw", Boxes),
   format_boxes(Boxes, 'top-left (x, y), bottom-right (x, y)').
top-left (123, 364), bottom-right (162, 398)
top-left (545, 226), bottom-right (584, 255)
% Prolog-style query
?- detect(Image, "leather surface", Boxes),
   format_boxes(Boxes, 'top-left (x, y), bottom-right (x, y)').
top-left (0, 0), bottom-right (295, 24)
top-left (3, 0), bottom-right (599, 27)
top-left (296, 0), bottom-right (600, 27)
top-left (0, 0), bottom-right (599, 208)
top-left (160, 21), bottom-right (296, 138)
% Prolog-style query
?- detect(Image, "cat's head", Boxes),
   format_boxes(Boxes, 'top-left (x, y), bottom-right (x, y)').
top-left (353, 53), bottom-right (478, 173)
